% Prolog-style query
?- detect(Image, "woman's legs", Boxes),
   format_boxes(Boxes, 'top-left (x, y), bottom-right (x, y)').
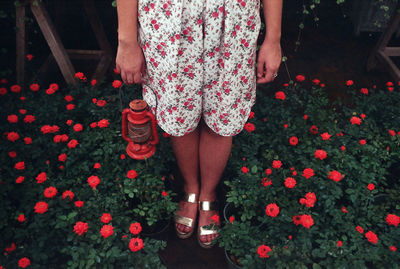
top-left (198, 121), bottom-right (232, 243)
top-left (172, 121), bottom-right (232, 240)
top-left (171, 127), bottom-right (200, 234)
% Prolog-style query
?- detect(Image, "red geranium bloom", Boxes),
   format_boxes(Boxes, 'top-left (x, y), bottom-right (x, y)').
top-left (302, 168), bottom-right (314, 179)
top-left (17, 213), bottom-right (26, 222)
top-left (244, 122), bottom-right (255, 133)
top-left (265, 168), bottom-right (272, 175)
top-left (75, 201), bottom-right (84, 208)
top-left (229, 216), bottom-right (235, 223)
top-left (312, 78), bottom-right (320, 85)
top-left (112, 80), bottom-right (122, 88)
top-left (101, 213), bottom-right (112, 224)
top-left (367, 183), bottom-right (375, 191)
top-left (46, 88), bottom-right (55, 95)
top-left (390, 246), bottom-right (397, 252)
top-left (67, 139), bottom-right (79, 149)
top-left (58, 153), bottom-right (67, 162)
top-left (328, 170), bottom-right (343, 182)
top-left (320, 132), bottom-right (331, 140)
top-left (90, 122), bottom-right (97, 128)
top-left (265, 203), bottom-right (280, 217)
top-left (44, 186), bottom-right (58, 198)
top-left (34, 201), bottom-right (48, 214)
top-left (346, 80), bottom-right (354, 86)
top-left (11, 84), bottom-right (21, 93)
top-left (73, 123), bottom-right (83, 132)
top-left (261, 177), bottom-right (272, 187)
top-left (23, 115), bottom-right (35, 123)
top-left (272, 160), bottom-right (282, 169)
top-left (18, 257), bottom-right (31, 268)
top-left (162, 191), bottom-right (168, 197)
top-left (30, 83), bottom-right (40, 91)
top-left (365, 231), bottom-right (378, 244)
top-left (62, 190), bottom-right (74, 201)
top-left (96, 100), bottom-right (106, 107)
top-left (66, 119), bottom-right (73, 126)
top-left (98, 119), bottom-right (110, 128)
top-left (8, 151), bottom-right (17, 158)
top-left (299, 192), bottom-right (316, 207)
top-left (87, 175), bottom-right (100, 189)
top-left (257, 245), bottom-right (272, 258)
top-left (5, 242), bottom-right (16, 253)
top-left (74, 221), bottom-right (88, 236)
top-left (241, 166), bottom-right (249, 173)
top-left (127, 170), bottom-right (138, 179)
top-left (337, 241), bottom-right (343, 247)
top-left (309, 125), bottom-right (319, 135)
top-left (19, 109), bottom-right (26, 114)
top-left (350, 116), bottom-right (361, 125)
top-left (356, 225), bottom-right (364, 234)
top-left (74, 72), bottom-right (86, 80)
top-left (100, 225), bottom-right (114, 238)
top-left (388, 129), bottom-right (396, 136)
top-left (359, 139), bottom-right (366, 145)
top-left (341, 206), bottom-right (348, 213)
top-left (275, 91), bottom-right (286, 100)
top-left (7, 114), bottom-right (18, 123)
top-left (129, 222), bottom-right (142, 235)
top-left (7, 132), bottom-right (20, 142)
top-left (360, 88), bottom-right (368, 95)
top-left (296, 74), bottom-right (305, 82)
top-left (64, 95), bottom-right (74, 102)
top-left (129, 237), bottom-right (144, 252)
top-left (24, 137), bottom-right (32, 144)
top-left (91, 79), bottom-right (97, 86)
top-left (14, 161), bottom-right (25, 170)
top-left (386, 214), bottom-right (400, 227)
top-left (300, 214), bottom-right (314, 229)
top-left (36, 172), bottom-right (47, 184)
top-left (248, 111), bottom-right (254, 119)
top-left (94, 163), bottom-right (101, 169)
top-left (66, 104), bottom-right (75, 110)
top-left (16, 176), bottom-right (25, 183)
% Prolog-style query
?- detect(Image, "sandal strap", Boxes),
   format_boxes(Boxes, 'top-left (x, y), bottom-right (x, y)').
top-left (183, 193), bottom-right (197, 203)
top-left (199, 200), bottom-right (218, 211)
top-left (199, 225), bottom-right (218, 236)
top-left (174, 215), bottom-right (194, 228)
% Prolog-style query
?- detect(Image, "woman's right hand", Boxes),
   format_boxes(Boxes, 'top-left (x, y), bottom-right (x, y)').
top-left (115, 41), bottom-right (146, 85)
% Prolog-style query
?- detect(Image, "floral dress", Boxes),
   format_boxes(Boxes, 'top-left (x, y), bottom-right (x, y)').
top-left (138, 0), bottom-right (261, 136)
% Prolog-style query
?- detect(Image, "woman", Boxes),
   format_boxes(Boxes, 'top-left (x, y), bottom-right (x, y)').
top-left (116, 0), bottom-right (282, 248)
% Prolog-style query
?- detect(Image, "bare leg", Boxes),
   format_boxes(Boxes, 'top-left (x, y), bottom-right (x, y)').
top-left (198, 121), bottom-right (232, 243)
top-left (171, 126), bottom-right (200, 234)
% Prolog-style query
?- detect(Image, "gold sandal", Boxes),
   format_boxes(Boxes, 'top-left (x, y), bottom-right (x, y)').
top-left (197, 200), bottom-right (220, 249)
top-left (174, 193), bottom-right (197, 239)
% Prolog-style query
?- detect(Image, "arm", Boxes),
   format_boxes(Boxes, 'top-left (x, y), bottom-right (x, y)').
top-left (256, 0), bottom-right (283, 84)
top-left (116, 0), bottom-right (146, 84)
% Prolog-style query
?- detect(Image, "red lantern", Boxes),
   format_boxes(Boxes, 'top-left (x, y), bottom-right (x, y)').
top-left (122, 100), bottom-right (159, 160)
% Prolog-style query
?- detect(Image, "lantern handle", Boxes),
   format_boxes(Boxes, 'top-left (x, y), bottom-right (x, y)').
top-left (146, 111), bottom-right (159, 145)
top-left (122, 108), bottom-right (132, 143)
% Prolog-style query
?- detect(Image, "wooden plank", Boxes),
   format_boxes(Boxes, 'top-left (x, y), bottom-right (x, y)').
top-left (92, 54), bottom-right (113, 81)
top-left (377, 50), bottom-right (400, 81)
top-left (16, 4), bottom-right (26, 86)
top-left (30, 0), bottom-right (77, 85)
top-left (383, 47), bottom-right (400, 57)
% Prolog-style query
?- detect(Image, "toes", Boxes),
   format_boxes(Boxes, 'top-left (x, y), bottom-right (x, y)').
top-left (184, 225), bottom-right (191, 233)
top-left (200, 235), bottom-right (207, 242)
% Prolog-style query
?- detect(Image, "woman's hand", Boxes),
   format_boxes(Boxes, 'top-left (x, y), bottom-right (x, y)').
top-left (116, 41), bottom-right (146, 85)
top-left (256, 40), bottom-right (282, 84)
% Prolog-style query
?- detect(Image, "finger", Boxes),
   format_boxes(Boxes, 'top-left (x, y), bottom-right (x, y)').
top-left (133, 72), bottom-right (142, 84)
top-left (256, 59), bottom-right (265, 79)
top-left (115, 64), bottom-right (121, 75)
top-left (126, 72), bottom-right (135, 85)
top-left (121, 70), bottom-right (128, 85)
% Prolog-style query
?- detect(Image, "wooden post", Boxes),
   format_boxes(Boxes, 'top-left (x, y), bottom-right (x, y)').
top-left (16, 3), bottom-right (26, 86)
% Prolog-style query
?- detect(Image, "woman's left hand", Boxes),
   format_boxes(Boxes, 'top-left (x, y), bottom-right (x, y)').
top-left (256, 40), bottom-right (282, 84)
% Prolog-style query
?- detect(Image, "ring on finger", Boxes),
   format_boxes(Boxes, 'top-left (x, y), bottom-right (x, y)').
top-left (273, 74), bottom-right (278, 78)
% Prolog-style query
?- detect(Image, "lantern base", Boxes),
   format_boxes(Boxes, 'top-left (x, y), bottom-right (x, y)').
top-left (126, 142), bottom-right (156, 160)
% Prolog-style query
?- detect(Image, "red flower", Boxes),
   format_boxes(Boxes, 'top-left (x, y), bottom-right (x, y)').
top-left (62, 190), bottom-right (74, 201)
top-left (390, 246), bottom-right (397, 252)
top-left (248, 111), bottom-right (254, 119)
top-left (350, 116), bottom-right (361, 125)
top-left (91, 79), bottom-right (97, 86)
top-left (101, 213), bottom-right (112, 224)
top-left (302, 168), bottom-right (314, 179)
top-left (0, 87), bottom-right (6, 95)
top-left (300, 214), bottom-right (314, 229)
top-left (18, 257), bottom-right (31, 268)
top-left (7, 114), bottom-right (18, 123)
top-left (341, 145), bottom-right (346, 151)
top-left (74, 221), bottom-right (88, 236)
top-left (36, 172), bottom-right (47, 184)
top-left (386, 81), bottom-right (394, 87)
top-left (34, 201), bottom-right (48, 214)
top-left (314, 149), bottom-right (327, 160)
top-left (328, 170), bottom-right (343, 182)
top-left (162, 191), bottom-right (168, 197)
top-left (17, 213), bottom-right (26, 222)
top-left (211, 214), bottom-right (220, 223)
top-left (309, 125), bottom-right (319, 135)
top-left (73, 124), bottom-right (83, 132)
top-left (90, 122), bottom-right (97, 128)
top-left (388, 129), bottom-right (396, 136)
top-left (356, 225), bottom-right (364, 234)
top-left (74, 72), bottom-right (86, 80)
top-left (312, 78), bottom-right (320, 85)
top-left (64, 95), bottom-right (74, 102)
top-left (16, 176), bottom-right (25, 183)
top-left (367, 183), bottom-right (375, 191)
top-left (94, 163), bottom-right (101, 169)
top-left (46, 88), bottom-right (55, 95)
top-left (296, 74), bottom-right (306, 82)
top-left (66, 119), bottom-right (73, 126)
top-left (360, 113), bottom-right (366, 119)
top-left (26, 54), bottom-right (33, 60)
top-left (41, 125), bottom-right (59, 134)
top-left (265, 168), bottom-right (272, 175)
top-left (9, 151), bottom-right (17, 158)
top-left (272, 160), bottom-right (282, 169)
top-left (49, 83), bottom-right (59, 91)
top-left (66, 104), bottom-right (75, 110)
top-left (67, 139), bottom-right (79, 149)
top-left (289, 136), bottom-right (298, 146)
top-left (11, 84), bottom-right (21, 93)
top-left (58, 153), bottom-right (67, 162)
top-left (98, 119), bottom-right (110, 128)
top-left (7, 132), bottom-right (20, 142)
top-left (96, 100), bottom-right (106, 107)
top-left (386, 214), bottom-right (400, 227)
top-left (261, 177), bottom-right (272, 187)
top-left (360, 88), bottom-right (369, 95)
top-left (275, 91), bottom-right (286, 100)
top-left (241, 166), bottom-right (249, 173)
top-left (320, 132), bottom-right (331, 140)
top-left (359, 139), bottom-right (366, 145)
top-left (120, 154), bottom-right (126, 160)
top-left (87, 175), bottom-right (100, 189)
top-left (24, 137), bottom-right (32, 144)
top-left (229, 216), bottom-right (235, 223)
top-left (244, 122), bottom-right (255, 133)
top-left (29, 83), bottom-right (40, 91)
top-left (129, 222), bottom-right (142, 235)
top-left (19, 109), bottom-right (27, 114)
top-left (44, 186), bottom-right (58, 198)
top-left (341, 206), bottom-right (348, 213)
top-left (75, 201), bottom-right (84, 208)
top-left (23, 115), bottom-right (35, 123)
top-left (112, 80), bottom-right (122, 88)
top-left (365, 231), bottom-right (378, 244)
top-left (127, 170), bottom-right (138, 179)
top-left (15, 161), bottom-right (25, 170)
top-left (265, 203), bottom-right (280, 217)
top-left (337, 241), bottom-right (343, 247)
top-left (100, 225), bottom-right (114, 238)
top-left (346, 80), bottom-right (354, 86)
top-left (129, 237), bottom-right (144, 252)
top-left (5, 242), bottom-right (16, 253)
top-left (299, 192), bottom-right (316, 207)
top-left (284, 177), bottom-right (296, 188)
top-left (257, 245), bottom-right (272, 258)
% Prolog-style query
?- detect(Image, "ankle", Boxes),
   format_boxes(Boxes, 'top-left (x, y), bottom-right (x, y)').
top-left (199, 190), bottom-right (217, 202)
top-left (183, 183), bottom-right (199, 196)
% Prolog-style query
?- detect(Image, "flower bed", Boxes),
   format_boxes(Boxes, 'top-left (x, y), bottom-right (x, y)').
top-left (0, 76), bottom-right (177, 268)
top-left (218, 78), bottom-right (400, 268)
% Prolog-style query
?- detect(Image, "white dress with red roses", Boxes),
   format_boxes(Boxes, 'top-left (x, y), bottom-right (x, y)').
top-left (138, 0), bottom-right (261, 136)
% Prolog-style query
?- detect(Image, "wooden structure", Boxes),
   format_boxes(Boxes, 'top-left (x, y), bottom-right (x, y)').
top-left (367, 3), bottom-right (400, 81)
top-left (16, 0), bottom-right (114, 86)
